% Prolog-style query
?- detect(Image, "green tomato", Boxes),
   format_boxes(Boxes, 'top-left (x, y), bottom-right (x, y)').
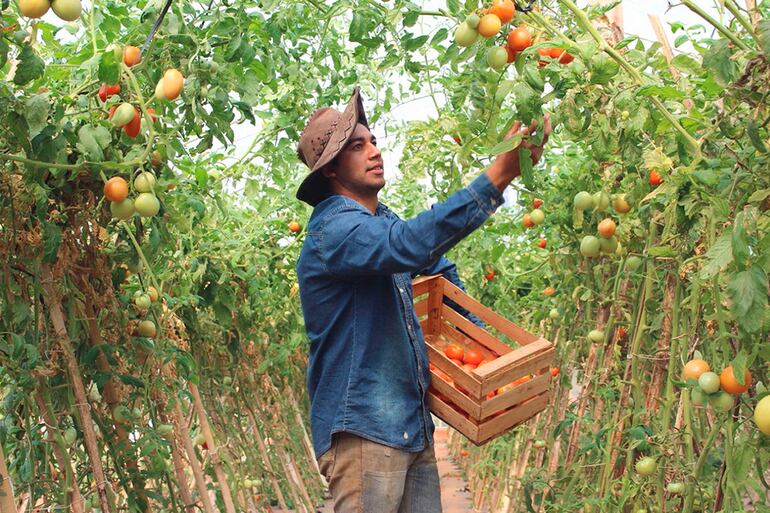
top-left (12, 30), bottom-right (30, 44)
top-left (709, 391), bottom-right (735, 412)
top-left (127, 258), bottom-right (143, 274)
top-left (110, 198), bottom-right (135, 220)
top-left (626, 255), bottom-right (642, 271)
top-left (666, 482), bottom-right (685, 495)
top-left (465, 13), bottom-right (480, 29)
top-left (113, 405), bottom-right (130, 423)
top-left (487, 46), bottom-right (509, 70)
top-left (592, 191), bottom-right (610, 212)
top-left (587, 329), bottom-right (604, 343)
top-left (111, 102), bottom-right (135, 127)
top-left (454, 22), bottom-right (479, 47)
top-left (138, 320), bottom-right (157, 338)
top-left (193, 433), bottom-right (207, 446)
top-left (51, 0), bottom-right (82, 21)
top-left (599, 236), bottom-right (618, 254)
top-left (533, 439), bottom-right (546, 448)
top-left (698, 371), bottom-right (721, 394)
top-left (134, 172), bottom-right (156, 193)
top-left (223, 376), bottom-right (233, 386)
top-left (134, 293), bottom-right (151, 310)
top-left (134, 193), bottom-right (160, 217)
top-left (549, 308), bottom-right (559, 320)
top-left (156, 424), bottom-right (174, 437)
top-left (691, 386), bottom-right (707, 406)
top-left (580, 236), bottom-right (601, 258)
top-left (574, 191), bottom-right (593, 210)
top-left (754, 395), bottom-right (770, 435)
top-left (635, 456), bottom-right (657, 477)
top-left (530, 209), bottom-right (545, 225)
top-left (63, 426), bottom-right (77, 446)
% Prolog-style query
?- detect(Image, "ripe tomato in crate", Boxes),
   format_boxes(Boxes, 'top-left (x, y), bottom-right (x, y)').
top-left (413, 275), bottom-right (554, 445)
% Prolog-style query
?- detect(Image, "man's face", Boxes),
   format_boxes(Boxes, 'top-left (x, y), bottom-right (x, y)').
top-left (323, 123), bottom-right (384, 198)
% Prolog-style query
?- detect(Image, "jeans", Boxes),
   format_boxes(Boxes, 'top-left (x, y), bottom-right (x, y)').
top-left (317, 431), bottom-right (443, 513)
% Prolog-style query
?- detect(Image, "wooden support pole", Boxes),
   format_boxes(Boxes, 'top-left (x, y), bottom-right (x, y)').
top-left (171, 401), bottom-right (217, 513)
top-left (648, 14), bottom-right (680, 79)
top-left (0, 443), bottom-right (17, 513)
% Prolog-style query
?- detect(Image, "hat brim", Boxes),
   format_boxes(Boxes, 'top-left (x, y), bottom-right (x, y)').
top-left (296, 88), bottom-right (369, 207)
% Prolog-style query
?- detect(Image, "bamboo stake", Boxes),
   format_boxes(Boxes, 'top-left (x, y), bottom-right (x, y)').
top-left (189, 383), bottom-right (237, 513)
top-left (0, 443), bottom-right (17, 513)
top-left (279, 447), bottom-right (315, 513)
top-left (286, 387), bottom-right (326, 488)
top-left (565, 342), bottom-right (600, 464)
top-left (244, 408), bottom-right (289, 511)
top-left (157, 408), bottom-right (195, 513)
top-left (34, 387), bottom-right (85, 513)
top-left (171, 401), bottom-right (217, 513)
top-left (39, 264), bottom-right (114, 513)
top-left (648, 14), bottom-right (680, 79)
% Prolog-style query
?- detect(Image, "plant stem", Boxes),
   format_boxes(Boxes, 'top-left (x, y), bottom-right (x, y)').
top-left (680, 0), bottom-right (752, 52)
top-left (682, 417), bottom-right (722, 513)
top-left (723, 0), bottom-right (758, 41)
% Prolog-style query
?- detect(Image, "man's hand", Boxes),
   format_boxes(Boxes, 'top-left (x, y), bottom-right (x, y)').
top-left (486, 113), bottom-right (552, 192)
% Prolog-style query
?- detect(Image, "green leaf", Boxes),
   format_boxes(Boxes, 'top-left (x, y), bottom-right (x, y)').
top-left (519, 147), bottom-right (533, 190)
top-left (98, 50), bottom-right (119, 84)
top-left (747, 120), bottom-right (768, 153)
top-left (13, 44), bottom-right (45, 86)
top-left (402, 34), bottom-right (429, 51)
top-left (42, 221), bottom-right (62, 263)
top-left (637, 85), bottom-right (685, 100)
top-left (671, 54), bottom-right (702, 75)
top-left (648, 246), bottom-right (676, 257)
top-left (700, 232), bottom-right (733, 279)
top-left (349, 11), bottom-right (367, 42)
top-left (732, 212), bottom-right (750, 269)
top-left (25, 94), bottom-right (50, 139)
top-left (488, 134), bottom-right (522, 156)
top-left (747, 189), bottom-right (770, 204)
top-left (0, 38), bottom-right (8, 69)
top-left (703, 39), bottom-right (737, 86)
top-left (757, 19), bottom-right (770, 58)
top-left (727, 265), bottom-right (768, 333)
top-left (76, 125), bottom-right (105, 161)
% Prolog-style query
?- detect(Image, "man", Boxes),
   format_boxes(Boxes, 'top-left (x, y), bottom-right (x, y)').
top-left (295, 87), bottom-right (550, 513)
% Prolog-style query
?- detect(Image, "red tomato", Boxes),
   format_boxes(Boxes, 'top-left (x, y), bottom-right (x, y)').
top-left (98, 83), bottom-right (121, 102)
top-left (463, 350), bottom-right (483, 366)
top-left (445, 344), bottom-right (465, 361)
top-left (146, 107), bottom-right (157, 123)
top-left (523, 213), bottom-right (534, 228)
top-left (506, 46), bottom-right (518, 63)
top-left (450, 358), bottom-right (464, 367)
top-left (538, 238), bottom-right (547, 249)
top-left (486, 390), bottom-right (496, 399)
top-left (550, 367), bottom-right (560, 377)
top-left (649, 170), bottom-right (663, 186)
top-left (484, 271), bottom-right (495, 281)
top-left (507, 26), bottom-right (532, 52)
top-left (532, 198), bottom-right (544, 209)
top-left (123, 107), bottom-right (141, 137)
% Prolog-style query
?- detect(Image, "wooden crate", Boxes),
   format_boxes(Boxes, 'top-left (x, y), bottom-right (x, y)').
top-left (413, 275), bottom-right (554, 445)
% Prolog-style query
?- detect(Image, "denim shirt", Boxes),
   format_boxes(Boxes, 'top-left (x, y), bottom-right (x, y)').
top-left (296, 173), bottom-right (505, 459)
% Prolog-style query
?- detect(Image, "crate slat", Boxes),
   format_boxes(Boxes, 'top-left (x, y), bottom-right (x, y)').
top-left (439, 322), bottom-right (498, 363)
top-left (429, 375), bottom-right (481, 419)
top-left (479, 373), bottom-right (550, 420)
top-left (441, 305), bottom-right (511, 356)
top-left (443, 280), bottom-right (540, 345)
top-left (412, 275), bottom-right (437, 298)
top-left (414, 298), bottom-right (428, 318)
top-left (473, 340), bottom-right (555, 397)
top-left (428, 392), bottom-right (479, 442)
top-left (477, 391), bottom-right (550, 444)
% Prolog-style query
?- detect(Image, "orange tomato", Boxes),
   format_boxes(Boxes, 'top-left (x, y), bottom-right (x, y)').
top-left (616, 326), bottom-right (627, 339)
top-left (682, 359), bottom-right (710, 381)
top-left (550, 367), bottom-right (560, 377)
top-left (463, 350), bottom-right (483, 366)
top-left (512, 375), bottom-right (532, 386)
top-left (123, 45), bottom-right (141, 67)
top-left (523, 213), bottom-right (534, 228)
top-left (597, 218), bottom-right (616, 238)
top-left (507, 26), bottom-right (531, 51)
top-left (288, 221), bottom-right (302, 233)
top-left (478, 14), bottom-right (502, 38)
top-left (486, 390), bottom-right (496, 400)
top-left (433, 368), bottom-right (452, 382)
top-left (103, 176), bottom-right (129, 203)
top-left (489, 0), bottom-right (516, 24)
top-left (450, 358), bottom-right (464, 367)
top-left (462, 363), bottom-right (477, 373)
top-left (720, 366), bottom-right (751, 394)
top-left (459, 449), bottom-right (469, 457)
top-left (544, 286), bottom-right (555, 296)
top-left (649, 170), bottom-right (663, 186)
top-left (146, 107), bottom-right (157, 123)
top-left (478, 358), bottom-right (493, 367)
top-left (162, 69), bottom-right (185, 100)
top-left (445, 344), bottom-right (465, 361)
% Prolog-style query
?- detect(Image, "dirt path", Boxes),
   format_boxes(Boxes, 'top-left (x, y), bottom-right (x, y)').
top-left (275, 426), bottom-right (477, 513)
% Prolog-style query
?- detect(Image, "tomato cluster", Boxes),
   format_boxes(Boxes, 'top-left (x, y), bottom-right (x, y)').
top-left (683, 357), bottom-right (752, 413)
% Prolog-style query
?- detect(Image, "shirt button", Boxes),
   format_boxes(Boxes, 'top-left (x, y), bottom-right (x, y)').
top-left (399, 287), bottom-right (404, 292)
top-left (403, 432), bottom-right (409, 440)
